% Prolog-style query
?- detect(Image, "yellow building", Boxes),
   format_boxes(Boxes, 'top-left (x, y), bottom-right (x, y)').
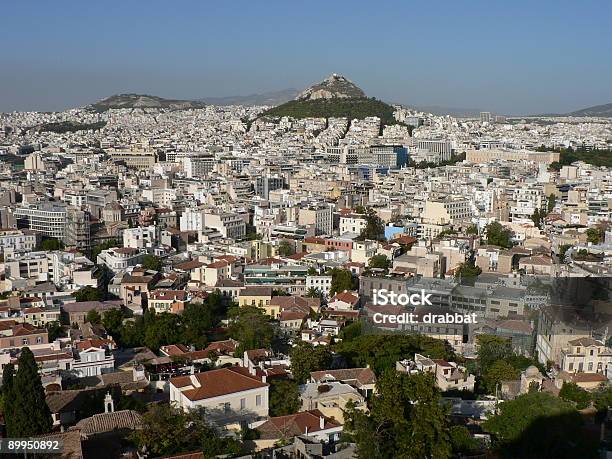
top-left (238, 286), bottom-right (274, 316)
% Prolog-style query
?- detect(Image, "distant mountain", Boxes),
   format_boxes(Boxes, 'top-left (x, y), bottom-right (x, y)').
top-left (568, 102), bottom-right (612, 117)
top-left (200, 89), bottom-right (298, 106)
top-left (88, 94), bottom-right (206, 112)
top-left (262, 74), bottom-right (397, 125)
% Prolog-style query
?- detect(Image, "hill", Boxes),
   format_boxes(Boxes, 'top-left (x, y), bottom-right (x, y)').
top-left (568, 102), bottom-right (612, 117)
top-left (200, 89), bottom-right (298, 106)
top-left (296, 74), bottom-right (365, 100)
top-left (262, 74), bottom-right (398, 125)
top-left (89, 94), bottom-right (205, 112)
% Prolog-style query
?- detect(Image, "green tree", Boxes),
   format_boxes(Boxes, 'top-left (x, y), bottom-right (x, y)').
top-left (530, 208), bottom-right (543, 228)
top-left (269, 379), bottom-right (301, 416)
top-left (465, 224), bottom-right (479, 235)
top-left (336, 334), bottom-right (453, 376)
top-left (476, 334), bottom-right (514, 372)
top-left (359, 208), bottom-right (385, 241)
top-left (119, 318), bottom-right (146, 348)
top-left (482, 360), bottom-right (520, 394)
top-left (45, 321), bottom-right (65, 341)
top-left (289, 342), bottom-right (333, 384)
top-left (131, 403), bottom-right (242, 457)
top-left (38, 238), bottom-right (64, 251)
top-left (547, 194), bottom-right (557, 213)
top-left (143, 311), bottom-right (185, 351)
top-left (483, 392), bottom-right (594, 459)
top-left (586, 227), bottom-right (605, 244)
top-left (141, 254), bottom-right (163, 272)
top-left (485, 221), bottom-right (514, 248)
top-left (558, 244), bottom-right (572, 261)
top-left (228, 305), bottom-right (274, 352)
top-left (91, 239), bottom-right (119, 261)
top-left (7, 348), bottom-right (53, 436)
top-left (454, 260), bottom-right (482, 285)
top-left (338, 321), bottom-right (362, 341)
top-left (86, 309), bottom-right (102, 324)
top-left (449, 425), bottom-right (480, 455)
top-left (278, 240), bottom-right (295, 257)
top-left (181, 302), bottom-right (217, 349)
top-left (305, 287), bottom-right (321, 298)
top-left (329, 268), bottom-right (354, 295)
top-left (345, 370), bottom-right (451, 458)
top-left (102, 308), bottom-right (125, 337)
top-left (368, 254), bottom-right (390, 270)
top-left (1, 363), bottom-right (15, 429)
top-left (559, 382), bottom-right (591, 409)
top-left (73, 285), bottom-right (103, 302)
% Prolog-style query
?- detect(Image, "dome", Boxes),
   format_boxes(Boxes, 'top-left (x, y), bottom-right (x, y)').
top-left (524, 365), bottom-right (541, 377)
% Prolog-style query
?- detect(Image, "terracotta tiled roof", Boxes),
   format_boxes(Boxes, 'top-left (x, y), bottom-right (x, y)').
top-left (310, 367), bottom-right (377, 387)
top-left (256, 409), bottom-right (340, 440)
top-left (169, 367), bottom-right (267, 401)
top-left (73, 410), bottom-right (142, 436)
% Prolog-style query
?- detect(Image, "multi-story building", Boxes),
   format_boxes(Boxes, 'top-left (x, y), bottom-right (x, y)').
top-left (0, 228), bottom-right (38, 254)
top-left (97, 247), bottom-right (145, 272)
top-left (64, 207), bottom-right (91, 253)
top-left (298, 205), bottom-right (333, 236)
top-left (560, 337), bottom-right (612, 375)
top-left (169, 367), bottom-right (269, 428)
top-left (14, 202), bottom-right (67, 239)
top-left (123, 225), bottom-right (157, 249)
top-left (204, 211), bottom-right (246, 240)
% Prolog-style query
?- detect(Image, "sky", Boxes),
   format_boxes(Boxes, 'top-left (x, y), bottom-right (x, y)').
top-left (1, 1), bottom-right (611, 114)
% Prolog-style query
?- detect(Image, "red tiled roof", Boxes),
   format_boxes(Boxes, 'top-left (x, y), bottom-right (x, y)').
top-left (256, 409), bottom-right (341, 440)
top-left (169, 367), bottom-right (267, 401)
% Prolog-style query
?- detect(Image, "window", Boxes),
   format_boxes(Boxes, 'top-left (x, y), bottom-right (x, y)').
top-left (588, 363), bottom-right (593, 372)
top-left (240, 398), bottom-right (246, 410)
top-left (569, 363), bottom-right (574, 371)
top-left (256, 395), bottom-right (262, 406)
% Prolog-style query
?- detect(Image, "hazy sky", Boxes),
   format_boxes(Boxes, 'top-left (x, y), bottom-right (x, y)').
top-left (1, 1), bottom-right (611, 114)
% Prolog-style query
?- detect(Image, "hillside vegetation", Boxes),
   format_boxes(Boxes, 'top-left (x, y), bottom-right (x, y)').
top-left (263, 97), bottom-right (397, 125)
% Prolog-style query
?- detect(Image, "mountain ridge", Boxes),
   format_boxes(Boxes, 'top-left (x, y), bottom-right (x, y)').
top-left (88, 93), bottom-right (206, 112)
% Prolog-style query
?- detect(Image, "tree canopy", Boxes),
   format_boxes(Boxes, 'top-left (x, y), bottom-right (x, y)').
top-left (485, 221), bottom-right (514, 248)
top-left (483, 392), bottom-right (595, 459)
top-left (269, 379), bottom-right (301, 417)
top-left (141, 254), bottom-right (163, 272)
top-left (328, 268), bottom-right (355, 295)
top-left (335, 334), bottom-right (454, 376)
top-left (227, 305), bottom-right (274, 353)
top-left (5, 348), bottom-right (53, 437)
top-left (73, 285), bottom-right (103, 302)
top-left (131, 403), bottom-right (242, 457)
top-left (345, 370), bottom-right (452, 458)
top-left (289, 341), bottom-right (333, 384)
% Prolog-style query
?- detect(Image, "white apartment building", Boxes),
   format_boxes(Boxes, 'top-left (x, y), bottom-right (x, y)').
top-left (306, 275), bottom-right (332, 297)
top-left (14, 203), bottom-right (67, 239)
top-left (123, 225), bottom-right (158, 249)
top-left (0, 229), bottom-right (38, 254)
top-left (339, 214), bottom-right (367, 235)
top-left (97, 247), bottom-right (144, 273)
top-left (180, 208), bottom-right (204, 232)
top-left (72, 344), bottom-right (115, 378)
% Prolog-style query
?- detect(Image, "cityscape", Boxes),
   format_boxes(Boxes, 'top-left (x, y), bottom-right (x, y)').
top-left (0, 2), bottom-right (611, 459)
